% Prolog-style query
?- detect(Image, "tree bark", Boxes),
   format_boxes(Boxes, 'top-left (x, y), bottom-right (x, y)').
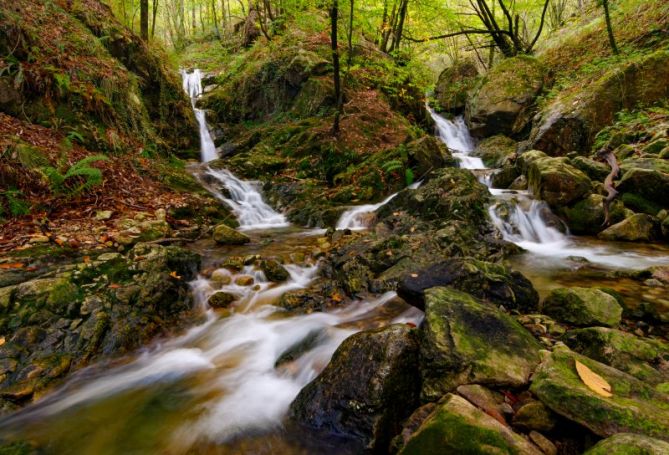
top-left (330, 0), bottom-right (342, 135)
top-left (140, 0), bottom-right (149, 40)
top-left (151, 0), bottom-right (158, 38)
top-left (602, 0), bottom-right (619, 54)
top-left (347, 0), bottom-right (354, 66)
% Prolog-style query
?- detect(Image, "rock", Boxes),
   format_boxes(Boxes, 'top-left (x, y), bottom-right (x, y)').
top-left (492, 163), bottom-right (521, 189)
top-left (529, 431), bottom-right (557, 455)
top-left (531, 345), bottom-right (669, 440)
top-left (207, 292), bottom-right (236, 308)
top-left (234, 276), bottom-right (254, 286)
top-left (456, 384), bottom-right (512, 423)
top-left (570, 156), bottom-right (611, 182)
top-left (541, 287), bottom-right (622, 327)
top-left (512, 400), bottom-right (557, 432)
top-left (396, 258), bottom-right (538, 313)
top-left (212, 224), bottom-right (250, 245)
top-left (94, 210), bottom-right (113, 221)
top-left (598, 214), bottom-right (661, 242)
top-left (405, 136), bottom-right (451, 176)
top-left (583, 433), bottom-right (669, 455)
top-left (466, 55), bottom-right (545, 138)
top-left (420, 287), bottom-right (541, 401)
top-left (560, 194), bottom-right (625, 235)
top-left (617, 168), bottom-right (669, 210)
top-left (259, 260), bottom-right (290, 282)
top-left (289, 324), bottom-right (419, 452)
top-left (433, 60), bottom-right (479, 113)
top-left (398, 394), bottom-right (543, 455)
top-left (472, 135), bottom-right (517, 168)
top-left (527, 156), bottom-right (592, 208)
top-left (562, 327), bottom-right (669, 386)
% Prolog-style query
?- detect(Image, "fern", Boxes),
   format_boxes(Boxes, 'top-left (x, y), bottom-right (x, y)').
top-left (41, 155), bottom-right (109, 196)
top-left (405, 168), bottom-right (415, 186)
top-left (0, 188), bottom-right (30, 218)
top-left (381, 159), bottom-right (404, 174)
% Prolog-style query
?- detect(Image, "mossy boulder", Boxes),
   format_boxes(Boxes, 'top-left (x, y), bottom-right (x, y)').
top-left (541, 287), bottom-right (622, 327)
top-left (583, 433), bottom-right (669, 455)
top-left (466, 55), bottom-right (545, 138)
top-left (433, 60), bottom-right (480, 113)
top-left (512, 400), bottom-right (558, 433)
top-left (530, 345), bottom-right (669, 440)
top-left (259, 259), bottom-right (290, 282)
top-left (396, 258), bottom-right (538, 313)
top-left (570, 156), bottom-right (611, 182)
top-left (562, 327), bottom-right (669, 387)
top-left (207, 291), bottom-right (236, 308)
top-left (559, 194), bottom-right (625, 235)
top-left (472, 135), bottom-right (518, 168)
top-left (405, 136), bottom-right (451, 177)
top-left (420, 287), bottom-right (541, 401)
top-left (598, 214), bottom-right (661, 242)
top-left (398, 394), bottom-right (543, 455)
top-left (289, 324), bottom-right (419, 453)
top-left (212, 224), bottom-right (250, 245)
top-left (617, 168), bottom-right (669, 210)
top-left (527, 156), bottom-right (592, 208)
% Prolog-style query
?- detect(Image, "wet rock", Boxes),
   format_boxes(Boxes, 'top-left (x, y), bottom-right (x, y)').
top-left (559, 194), bottom-right (626, 235)
top-left (466, 55), bottom-right (545, 138)
top-left (583, 433), bottom-right (669, 455)
top-left (259, 259), bottom-right (289, 282)
top-left (570, 156), bottom-right (611, 182)
top-left (598, 214), bottom-right (661, 242)
top-left (491, 163), bottom-right (520, 189)
top-left (472, 135), bottom-right (517, 168)
top-left (456, 384), bottom-right (512, 423)
top-left (208, 292), bottom-right (236, 309)
top-left (289, 324), bottom-right (419, 453)
top-left (405, 136), bottom-right (450, 176)
top-left (562, 327), bottom-right (669, 386)
top-left (212, 224), bottom-right (251, 245)
top-left (420, 287), bottom-right (541, 401)
top-left (512, 400), bottom-right (558, 432)
top-left (527, 156), bottom-right (592, 208)
top-left (234, 276), bottom-right (254, 286)
top-left (529, 431), bottom-right (557, 455)
top-left (433, 60), bottom-right (479, 113)
top-left (531, 345), bottom-right (669, 440)
top-left (617, 168), bottom-right (669, 210)
top-left (542, 287), bottom-right (622, 327)
top-left (397, 394), bottom-right (543, 454)
top-left (396, 258), bottom-right (538, 313)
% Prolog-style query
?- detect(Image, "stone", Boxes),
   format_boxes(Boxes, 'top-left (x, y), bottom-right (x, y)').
top-left (617, 168), bottom-right (669, 210)
top-left (562, 327), bottom-right (669, 386)
top-left (472, 135), bottom-right (518, 168)
top-left (94, 210), bottom-right (113, 221)
top-left (512, 400), bottom-right (557, 432)
top-left (598, 214), bottom-right (661, 242)
top-left (420, 287), bottom-right (541, 401)
top-left (259, 260), bottom-right (290, 282)
top-left (529, 431), bottom-right (557, 455)
top-left (583, 433), bottom-right (669, 455)
top-left (542, 287), bottom-right (622, 327)
top-left (398, 394), bottom-right (543, 455)
top-left (530, 345), bottom-right (669, 440)
top-left (212, 224), bottom-right (250, 245)
top-left (289, 324), bottom-right (419, 453)
top-left (456, 384), bottom-right (512, 423)
top-left (560, 194), bottom-right (625, 235)
top-left (405, 136), bottom-right (450, 176)
top-left (570, 156), bottom-right (611, 182)
top-left (527, 156), bottom-right (592, 208)
top-left (466, 55), bottom-right (545, 138)
top-left (234, 276), bottom-right (254, 286)
top-left (434, 60), bottom-right (479, 113)
top-left (397, 258), bottom-right (538, 313)
top-left (207, 292), bottom-right (236, 308)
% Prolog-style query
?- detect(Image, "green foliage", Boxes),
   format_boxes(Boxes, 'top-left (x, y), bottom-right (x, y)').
top-left (40, 155), bottom-right (109, 196)
top-left (0, 188), bottom-right (30, 219)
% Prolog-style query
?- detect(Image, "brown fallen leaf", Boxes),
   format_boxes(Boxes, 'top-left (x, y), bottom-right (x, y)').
top-left (0, 263), bottom-right (24, 269)
top-left (575, 360), bottom-right (612, 397)
top-left (169, 271), bottom-right (182, 280)
top-left (109, 283), bottom-right (121, 289)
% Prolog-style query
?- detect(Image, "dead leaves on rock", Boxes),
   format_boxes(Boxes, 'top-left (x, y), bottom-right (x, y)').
top-left (575, 360), bottom-right (612, 398)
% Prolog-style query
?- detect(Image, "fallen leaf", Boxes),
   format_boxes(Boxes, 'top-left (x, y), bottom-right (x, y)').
top-left (410, 273), bottom-right (418, 278)
top-left (331, 292), bottom-right (343, 303)
top-left (83, 256), bottom-right (91, 264)
top-left (169, 271), bottom-right (182, 280)
top-left (109, 283), bottom-right (121, 289)
top-left (0, 263), bottom-right (24, 269)
top-left (575, 360), bottom-right (612, 397)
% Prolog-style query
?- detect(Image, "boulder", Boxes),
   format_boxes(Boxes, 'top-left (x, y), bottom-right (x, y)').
top-left (541, 287), bottom-right (622, 327)
top-left (398, 394), bottom-right (543, 455)
top-left (570, 156), bottom-right (611, 182)
top-left (583, 433), bottom-right (669, 455)
top-left (598, 214), bottom-right (661, 242)
top-left (617, 168), bottom-right (669, 210)
top-left (259, 259), bottom-right (290, 282)
top-left (433, 60), bottom-right (479, 113)
top-left (527, 156), bottom-right (592, 208)
top-left (396, 258), bottom-right (538, 313)
top-left (530, 345), bottom-right (669, 440)
top-left (562, 327), bottom-right (669, 386)
top-left (405, 136), bottom-right (451, 177)
top-left (212, 224), bottom-right (250, 245)
top-left (289, 324), bottom-right (420, 452)
top-left (472, 135), bottom-right (517, 168)
top-left (466, 55), bottom-right (545, 138)
top-left (512, 400), bottom-right (558, 432)
top-left (420, 287), bottom-right (541, 401)
top-left (559, 194), bottom-right (625, 235)
top-left (207, 291), bottom-right (236, 308)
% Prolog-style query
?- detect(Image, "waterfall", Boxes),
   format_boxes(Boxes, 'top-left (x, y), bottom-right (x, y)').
top-left (181, 69), bottom-right (218, 163)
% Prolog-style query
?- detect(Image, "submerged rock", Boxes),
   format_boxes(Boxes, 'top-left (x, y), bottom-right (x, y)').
top-left (598, 213), bottom-right (661, 242)
top-left (207, 291), bottom-right (236, 308)
top-left (289, 324), bottom-right (419, 452)
top-left (396, 258), bottom-right (538, 313)
top-left (541, 287), bottom-right (622, 327)
top-left (530, 345), bottom-right (669, 440)
top-left (420, 287), bottom-right (541, 401)
top-left (397, 394), bottom-right (542, 454)
top-left (583, 433), bottom-right (669, 455)
top-left (212, 224), bottom-right (251, 245)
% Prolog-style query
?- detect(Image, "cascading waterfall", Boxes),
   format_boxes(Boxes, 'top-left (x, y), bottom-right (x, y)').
top-left (430, 110), bottom-right (668, 269)
top-left (181, 69), bottom-right (218, 163)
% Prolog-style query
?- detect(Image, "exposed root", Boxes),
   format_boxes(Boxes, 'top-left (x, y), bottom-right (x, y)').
top-left (597, 148), bottom-right (620, 227)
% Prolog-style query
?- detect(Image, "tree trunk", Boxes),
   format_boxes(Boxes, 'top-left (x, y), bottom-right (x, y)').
top-left (347, 0), bottom-right (354, 66)
top-left (602, 0), bottom-right (619, 54)
top-left (330, 0), bottom-right (342, 135)
top-left (140, 0), bottom-right (149, 40)
top-left (151, 0), bottom-right (159, 38)
top-left (390, 0), bottom-right (408, 52)
top-left (212, 0), bottom-right (221, 38)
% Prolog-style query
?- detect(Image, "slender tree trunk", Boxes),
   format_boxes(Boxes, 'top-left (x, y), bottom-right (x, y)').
top-left (378, 0), bottom-right (388, 45)
top-left (151, 0), bottom-right (159, 38)
top-left (212, 0), bottom-right (221, 38)
top-left (192, 2), bottom-right (197, 34)
top-left (140, 0), bottom-right (149, 40)
top-left (347, 0), bottom-right (354, 66)
top-left (390, 0), bottom-right (408, 52)
top-left (602, 0), bottom-right (619, 54)
top-left (330, 0), bottom-right (342, 135)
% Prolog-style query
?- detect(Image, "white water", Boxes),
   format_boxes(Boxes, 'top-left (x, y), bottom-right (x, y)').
top-left (336, 180), bottom-right (422, 231)
top-left (181, 69), bottom-right (218, 163)
top-left (430, 110), bottom-right (668, 269)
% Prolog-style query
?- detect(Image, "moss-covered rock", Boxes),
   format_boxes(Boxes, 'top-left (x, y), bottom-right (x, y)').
top-left (398, 394), bottom-right (543, 455)
top-left (405, 136), bottom-right (451, 177)
top-left (617, 168), bottom-right (669, 210)
top-left (433, 60), bottom-right (480, 114)
top-left (420, 287), bottom-right (541, 401)
top-left (289, 324), bottom-right (419, 453)
top-left (530, 345), bottom-right (669, 441)
top-left (598, 213), bottom-right (661, 242)
top-left (207, 291), bottom-right (236, 308)
top-left (212, 224), bottom-right (251, 245)
top-left (541, 287), bottom-right (622, 327)
top-left (512, 400), bottom-right (558, 433)
top-left (466, 56), bottom-right (545, 138)
top-left (562, 327), bottom-right (669, 387)
top-left (473, 135), bottom-right (518, 168)
top-left (259, 259), bottom-right (289, 282)
top-left (583, 433), bottom-right (669, 455)
top-left (570, 156), bottom-right (611, 182)
top-left (527, 156), bottom-right (592, 208)
top-left (559, 194), bottom-right (625, 235)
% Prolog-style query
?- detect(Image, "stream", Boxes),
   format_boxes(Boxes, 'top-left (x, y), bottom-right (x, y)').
top-left (0, 71), bottom-right (668, 453)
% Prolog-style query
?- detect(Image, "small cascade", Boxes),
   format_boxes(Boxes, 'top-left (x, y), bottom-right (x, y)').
top-left (336, 181), bottom-right (422, 231)
top-left (205, 167), bottom-right (289, 230)
top-left (181, 69), bottom-right (218, 162)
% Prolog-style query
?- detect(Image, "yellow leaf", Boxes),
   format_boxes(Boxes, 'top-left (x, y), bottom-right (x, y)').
top-left (575, 360), bottom-right (612, 397)
top-left (169, 271), bottom-right (182, 280)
